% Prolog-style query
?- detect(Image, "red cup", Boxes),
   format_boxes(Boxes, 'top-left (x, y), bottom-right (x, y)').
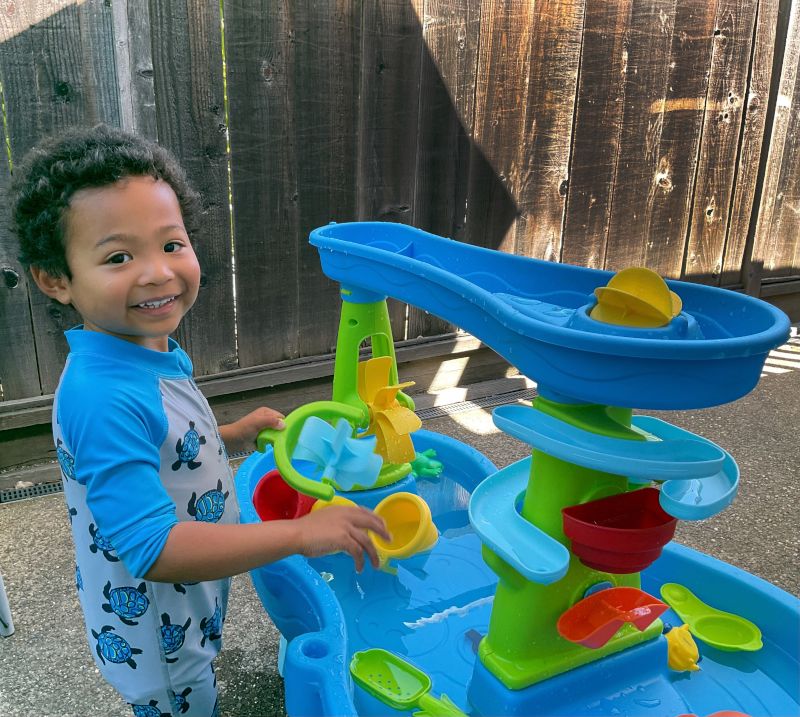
top-left (252, 469), bottom-right (316, 522)
top-left (562, 487), bottom-right (678, 574)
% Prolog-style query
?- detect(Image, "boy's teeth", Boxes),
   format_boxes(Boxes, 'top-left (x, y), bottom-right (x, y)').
top-left (139, 297), bottom-right (174, 308)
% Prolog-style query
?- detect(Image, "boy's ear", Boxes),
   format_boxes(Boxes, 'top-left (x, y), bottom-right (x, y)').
top-left (29, 266), bottom-right (72, 305)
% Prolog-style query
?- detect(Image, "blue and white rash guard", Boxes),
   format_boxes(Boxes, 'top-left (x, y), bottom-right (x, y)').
top-left (53, 328), bottom-right (239, 708)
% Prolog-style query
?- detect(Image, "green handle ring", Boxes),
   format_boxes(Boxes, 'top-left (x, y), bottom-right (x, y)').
top-left (255, 401), bottom-right (369, 501)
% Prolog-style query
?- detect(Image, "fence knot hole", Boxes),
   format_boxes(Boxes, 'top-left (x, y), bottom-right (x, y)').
top-left (2, 267), bottom-right (19, 289)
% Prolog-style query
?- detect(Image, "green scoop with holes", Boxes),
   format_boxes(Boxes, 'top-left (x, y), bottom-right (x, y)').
top-left (349, 648), bottom-right (467, 716)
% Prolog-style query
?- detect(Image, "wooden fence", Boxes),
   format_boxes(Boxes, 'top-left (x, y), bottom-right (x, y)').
top-left (1, 0), bottom-right (798, 414)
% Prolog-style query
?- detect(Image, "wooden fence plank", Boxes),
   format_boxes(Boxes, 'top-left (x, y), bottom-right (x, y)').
top-left (752, 0), bottom-right (800, 279)
top-left (0, 5), bottom-right (40, 400)
top-left (794, 194), bottom-right (800, 274)
top-left (769, 61), bottom-right (800, 278)
top-left (761, 7), bottom-right (800, 280)
top-left (359, 0), bottom-right (425, 340)
top-left (111, 0), bottom-right (157, 139)
top-left (226, 0), bottom-right (362, 364)
top-left (413, 0), bottom-right (480, 243)
top-left (358, 0), bottom-right (424, 226)
top-left (723, 0), bottom-right (781, 285)
top-left (466, 0), bottom-right (532, 253)
top-left (644, 0), bottom-right (718, 278)
top-left (683, 1), bottom-right (758, 284)
top-left (513, 0), bottom-right (584, 261)
top-left (149, 0), bottom-right (237, 375)
top-left (223, 1), bottom-right (301, 366)
top-left (77, 1), bottom-right (123, 123)
top-left (0, 121), bottom-right (40, 401)
top-left (0, 1), bottom-right (119, 394)
top-left (603, 0), bottom-right (678, 271)
top-left (408, 0), bottom-right (481, 338)
top-left (604, 0), bottom-right (717, 278)
top-left (292, 2), bottom-right (363, 357)
top-left (561, 0), bottom-right (633, 269)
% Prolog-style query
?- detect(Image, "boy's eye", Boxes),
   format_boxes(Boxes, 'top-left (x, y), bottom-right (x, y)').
top-left (164, 241), bottom-right (183, 253)
top-left (107, 253), bottom-right (131, 265)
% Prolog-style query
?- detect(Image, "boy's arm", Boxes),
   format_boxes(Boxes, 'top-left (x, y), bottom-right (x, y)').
top-left (218, 406), bottom-right (285, 454)
top-left (144, 505), bottom-right (390, 582)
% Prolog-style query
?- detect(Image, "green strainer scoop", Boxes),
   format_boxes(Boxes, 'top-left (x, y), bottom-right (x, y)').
top-left (350, 648), bottom-right (467, 716)
top-left (660, 583), bottom-right (763, 652)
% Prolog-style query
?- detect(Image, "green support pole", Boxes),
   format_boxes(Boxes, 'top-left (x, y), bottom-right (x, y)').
top-left (478, 398), bottom-right (663, 689)
top-left (331, 291), bottom-right (413, 413)
top-left (330, 289), bottom-right (414, 488)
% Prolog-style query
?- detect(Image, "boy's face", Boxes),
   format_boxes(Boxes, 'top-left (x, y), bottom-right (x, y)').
top-left (33, 176), bottom-right (201, 352)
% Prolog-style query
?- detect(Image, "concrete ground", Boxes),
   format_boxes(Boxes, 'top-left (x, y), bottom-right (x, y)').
top-left (1, 360), bottom-right (798, 716)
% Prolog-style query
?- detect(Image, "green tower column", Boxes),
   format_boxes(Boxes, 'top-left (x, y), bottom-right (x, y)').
top-left (328, 289), bottom-right (415, 488)
top-left (331, 288), bottom-right (413, 413)
top-left (478, 398), bottom-right (663, 689)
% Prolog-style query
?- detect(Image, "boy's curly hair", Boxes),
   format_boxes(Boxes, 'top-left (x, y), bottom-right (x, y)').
top-left (13, 124), bottom-right (201, 278)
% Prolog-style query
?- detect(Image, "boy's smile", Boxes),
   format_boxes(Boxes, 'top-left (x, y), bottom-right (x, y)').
top-left (35, 176), bottom-right (201, 352)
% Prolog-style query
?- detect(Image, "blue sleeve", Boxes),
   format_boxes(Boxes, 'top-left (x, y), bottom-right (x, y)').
top-left (60, 372), bottom-right (178, 578)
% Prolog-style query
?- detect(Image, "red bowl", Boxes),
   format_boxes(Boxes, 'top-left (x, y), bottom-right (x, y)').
top-left (252, 469), bottom-right (316, 522)
top-left (562, 487), bottom-right (677, 573)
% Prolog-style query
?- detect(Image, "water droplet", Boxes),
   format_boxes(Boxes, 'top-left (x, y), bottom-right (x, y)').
top-left (635, 699), bottom-right (662, 708)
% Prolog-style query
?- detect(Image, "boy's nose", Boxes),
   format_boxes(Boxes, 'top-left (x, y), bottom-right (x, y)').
top-left (141, 258), bottom-right (176, 284)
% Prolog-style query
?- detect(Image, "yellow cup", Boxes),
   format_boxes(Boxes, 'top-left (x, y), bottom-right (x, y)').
top-left (371, 492), bottom-right (438, 562)
top-left (311, 491), bottom-right (438, 566)
top-left (310, 495), bottom-right (357, 511)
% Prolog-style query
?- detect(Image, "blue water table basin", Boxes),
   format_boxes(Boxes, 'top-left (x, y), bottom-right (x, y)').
top-left (238, 222), bottom-right (796, 717)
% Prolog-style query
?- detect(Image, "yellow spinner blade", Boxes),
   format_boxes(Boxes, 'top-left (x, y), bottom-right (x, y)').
top-left (357, 356), bottom-right (392, 403)
top-left (669, 289), bottom-right (682, 317)
top-left (374, 414), bottom-right (417, 464)
top-left (372, 381), bottom-right (415, 411)
top-left (592, 287), bottom-right (672, 326)
top-left (591, 267), bottom-right (681, 328)
top-left (379, 404), bottom-right (422, 436)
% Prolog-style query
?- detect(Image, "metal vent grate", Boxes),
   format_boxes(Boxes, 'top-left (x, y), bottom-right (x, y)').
top-left (0, 480), bottom-right (64, 504)
top-left (415, 387), bottom-right (537, 421)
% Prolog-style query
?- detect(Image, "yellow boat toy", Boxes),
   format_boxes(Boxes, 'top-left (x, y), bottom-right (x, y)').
top-left (665, 623), bottom-right (701, 672)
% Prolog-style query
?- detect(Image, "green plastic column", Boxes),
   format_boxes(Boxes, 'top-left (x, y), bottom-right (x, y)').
top-left (478, 398), bottom-right (663, 689)
top-left (329, 292), bottom-right (415, 488)
top-left (331, 295), bottom-right (414, 413)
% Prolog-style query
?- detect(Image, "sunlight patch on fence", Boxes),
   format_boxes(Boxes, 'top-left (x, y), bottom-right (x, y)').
top-left (218, 0), bottom-right (238, 359)
top-left (0, 81), bottom-right (11, 173)
top-left (0, 1), bottom-right (87, 43)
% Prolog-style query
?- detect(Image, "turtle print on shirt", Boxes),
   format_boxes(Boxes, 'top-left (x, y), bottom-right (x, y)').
top-left (172, 421), bottom-right (206, 471)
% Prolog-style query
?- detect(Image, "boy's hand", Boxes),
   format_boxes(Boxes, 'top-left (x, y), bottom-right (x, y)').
top-left (295, 506), bottom-right (391, 572)
top-left (220, 407), bottom-right (285, 454)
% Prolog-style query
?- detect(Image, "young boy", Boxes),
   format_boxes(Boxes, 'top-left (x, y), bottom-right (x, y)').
top-left (13, 125), bottom-right (389, 717)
